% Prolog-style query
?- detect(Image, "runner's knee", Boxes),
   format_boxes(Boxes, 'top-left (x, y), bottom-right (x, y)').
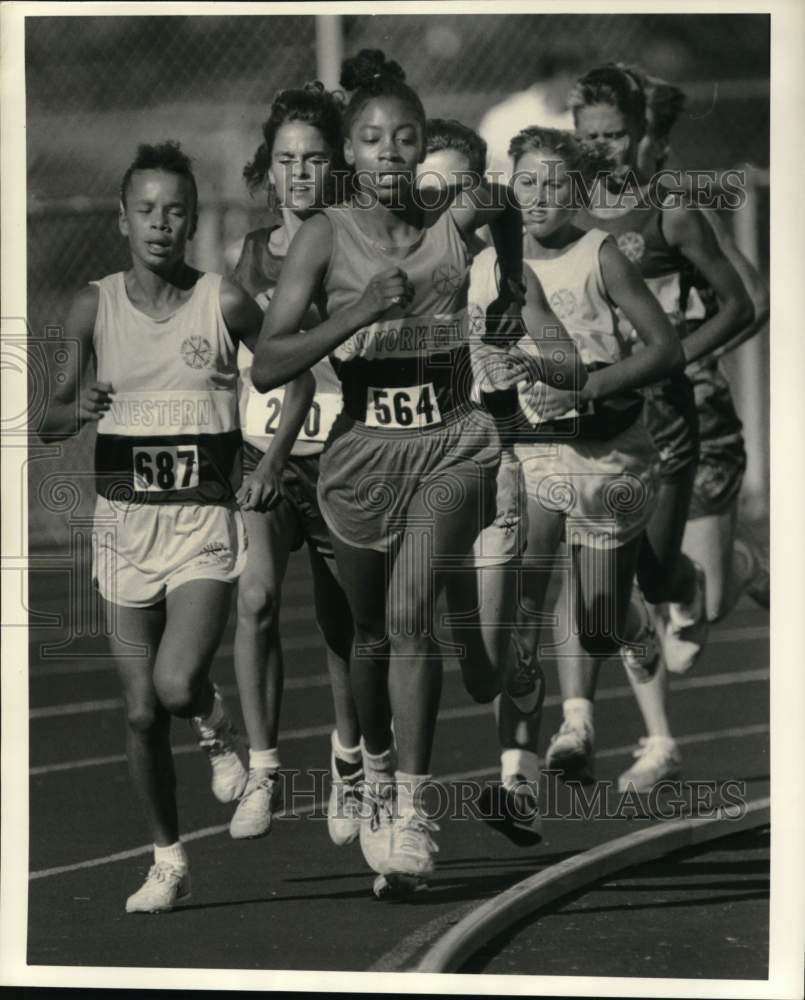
top-left (154, 672), bottom-right (202, 717)
top-left (125, 701), bottom-right (162, 736)
top-left (237, 577), bottom-right (280, 631)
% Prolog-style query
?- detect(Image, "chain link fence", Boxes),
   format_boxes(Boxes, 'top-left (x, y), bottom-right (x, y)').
top-left (24, 13), bottom-right (769, 549)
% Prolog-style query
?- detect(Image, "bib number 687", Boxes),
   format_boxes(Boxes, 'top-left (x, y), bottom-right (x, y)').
top-left (133, 445), bottom-right (199, 492)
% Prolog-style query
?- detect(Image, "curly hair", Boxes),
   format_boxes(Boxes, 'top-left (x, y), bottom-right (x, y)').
top-left (243, 81), bottom-right (347, 200)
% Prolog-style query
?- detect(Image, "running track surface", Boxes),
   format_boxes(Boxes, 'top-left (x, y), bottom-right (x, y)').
top-left (26, 548), bottom-right (769, 975)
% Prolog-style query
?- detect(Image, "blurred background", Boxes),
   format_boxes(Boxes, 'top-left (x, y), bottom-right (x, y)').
top-left (25, 13), bottom-right (769, 550)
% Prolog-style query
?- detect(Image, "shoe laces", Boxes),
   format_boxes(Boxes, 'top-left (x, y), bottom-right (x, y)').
top-left (632, 736), bottom-right (677, 762)
top-left (556, 719), bottom-right (589, 740)
top-left (396, 811), bottom-right (440, 857)
top-left (145, 862), bottom-right (184, 886)
top-left (337, 777), bottom-right (364, 817)
top-left (367, 785), bottom-right (395, 832)
top-left (243, 771), bottom-right (277, 797)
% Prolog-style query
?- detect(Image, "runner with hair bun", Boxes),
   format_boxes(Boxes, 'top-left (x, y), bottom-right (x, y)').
top-left (251, 49), bottom-right (584, 896)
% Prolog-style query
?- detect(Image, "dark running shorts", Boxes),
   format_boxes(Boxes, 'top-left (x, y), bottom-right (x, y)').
top-left (687, 359), bottom-right (747, 519)
top-left (241, 440), bottom-right (333, 558)
top-left (317, 406), bottom-right (501, 551)
top-left (642, 372), bottom-right (701, 482)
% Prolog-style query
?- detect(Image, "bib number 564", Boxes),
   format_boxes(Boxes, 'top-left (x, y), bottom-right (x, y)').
top-left (366, 384), bottom-right (441, 429)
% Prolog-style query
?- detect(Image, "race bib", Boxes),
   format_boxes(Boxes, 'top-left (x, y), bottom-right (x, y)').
top-left (365, 384), bottom-right (442, 429)
top-left (132, 445), bottom-right (199, 492)
top-left (244, 386), bottom-right (340, 444)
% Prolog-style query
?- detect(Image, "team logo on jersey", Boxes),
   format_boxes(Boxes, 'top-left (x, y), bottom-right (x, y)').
top-left (467, 302), bottom-right (485, 338)
top-left (549, 289), bottom-right (578, 320)
top-left (432, 263), bottom-right (462, 296)
top-left (181, 336), bottom-right (214, 369)
top-left (617, 231), bottom-right (646, 263)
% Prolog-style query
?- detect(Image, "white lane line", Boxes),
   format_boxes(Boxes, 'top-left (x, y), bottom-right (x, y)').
top-left (28, 622), bottom-right (769, 680)
top-left (29, 623), bottom-right (770, 715)
top-left (29, 669), bottom-right (770, 777)
top-left (28, 721), bottom-right (769, 882)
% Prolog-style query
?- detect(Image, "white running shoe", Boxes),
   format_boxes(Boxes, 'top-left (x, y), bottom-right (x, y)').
top-left (229, 769), bottom-right (281, 839)
top-left (545, 719), bottom-right (595, 782)
top-left (384, 809), bottom-right (440, 878)
top-left (620, 593), bottom-right (662, 683)
top-left (327, 755), bottom-right (363, 847)
top-left (660, 565), bottom-right (709, 675)
top-left (618, 737), bottom-right (681, 793)
top-left (190, 687), bottom-right (248, 804)
top-left (359, 783), bottom-right (396, 875)
top-left (125, 862), bottom-right (191, 914)
top-left (503, 632), bottom-right (546, 716)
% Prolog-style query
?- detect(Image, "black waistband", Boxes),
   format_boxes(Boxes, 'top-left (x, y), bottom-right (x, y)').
top-left (95, 430), bottom-right (242, 504)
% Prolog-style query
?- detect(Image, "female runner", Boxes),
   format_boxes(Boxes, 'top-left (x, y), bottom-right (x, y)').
top-left (549, 64), bottom-right (753, 784)
top-left (226, 82), bottom-right (363, 846)
top-left (251, 50), bottom-right (582, 894)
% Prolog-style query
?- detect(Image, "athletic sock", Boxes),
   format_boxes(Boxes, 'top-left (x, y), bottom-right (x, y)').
top-left (249, 747), bottom-right (280, 772)
top-left (154, 841), bottom-right (188, 872)
top-left (501, 748), bottom-right (540, 788)
top-left (563, 697), bottom-right (594, 736)
top-left (332, 731), bottom-right (363, 778)
top-left (395, 771), bottom-right (431, 816)
top-left (361, 740), bottom-right (395, 790)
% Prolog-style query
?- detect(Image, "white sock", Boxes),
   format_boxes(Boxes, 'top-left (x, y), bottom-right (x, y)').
top-left (154, 841), bottom-right (188, 872)
top-left (563, 697), bottom-right (594, 735)
top-left (249, 747), bottom-right (280, 772)
top-left (395, 771), bottom-right (431, 815)
top-left (332, 730), bottom-right (362, 766)
top-left (501, 748), bottom-right (540, 788)
top-left (361, 740), bottom-right (395, 788)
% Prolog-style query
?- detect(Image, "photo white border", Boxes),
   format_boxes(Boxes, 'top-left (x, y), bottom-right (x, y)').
top-left (2, 1), bottom-right (803, 995)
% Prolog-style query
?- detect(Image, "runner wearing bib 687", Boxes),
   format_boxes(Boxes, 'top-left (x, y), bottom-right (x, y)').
top-left (226, 82), bottom-right (364, 846)
top-left (251, 49), bottom-right (585, 897)
top-left (41, 142), bottom-right (264, 914)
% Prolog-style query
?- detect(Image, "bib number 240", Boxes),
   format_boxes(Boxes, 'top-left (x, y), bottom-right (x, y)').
top-left (366, 384), bottom-right (442, 429)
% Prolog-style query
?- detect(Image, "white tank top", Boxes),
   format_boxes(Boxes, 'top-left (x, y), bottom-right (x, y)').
top-left (93, 271), bottom-right (240, 505)
top-left (523, 229), bottom-right (628, 368)
top-left (468, 233), bottom-right (642, 440)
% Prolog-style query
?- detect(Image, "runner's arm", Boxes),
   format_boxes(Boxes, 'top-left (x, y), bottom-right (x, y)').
top-left (588, 239), bottom-right (684, 403)
top-left (663, 203), bottom-right (754, 365)
top-left (705, 212), bottom-right (769, 359)
top-left (39, 284), bottom-right (109, 442)
top-left (252, 215), bottom-right (411, 391)
top-left (220, 277), bottom-right (264, 353)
